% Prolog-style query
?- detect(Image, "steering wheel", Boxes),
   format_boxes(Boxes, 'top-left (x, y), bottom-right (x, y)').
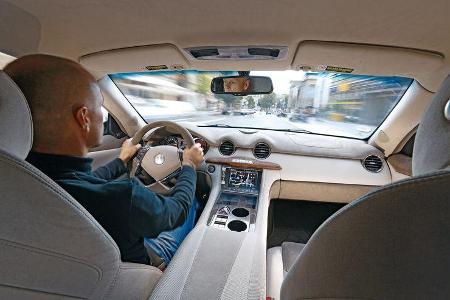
top-left (129, 121), bottom-right (195, 194)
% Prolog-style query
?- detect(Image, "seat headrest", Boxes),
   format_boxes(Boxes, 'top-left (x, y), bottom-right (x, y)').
top-left (413, 75), bottom-right (450, 175)
top-left (0, 71), bottom-right (33, 160)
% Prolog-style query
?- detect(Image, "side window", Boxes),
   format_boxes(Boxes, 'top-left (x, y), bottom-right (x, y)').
top-left (102, 108), bottom-right (127, 139)
top-left (400, 133), bottom-right (415, 158)
top-left (101, 107), bottom-right (108, 124)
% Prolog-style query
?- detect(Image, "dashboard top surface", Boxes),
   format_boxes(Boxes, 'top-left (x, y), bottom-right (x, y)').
top-left (146, 123), bottom-right (385, 161)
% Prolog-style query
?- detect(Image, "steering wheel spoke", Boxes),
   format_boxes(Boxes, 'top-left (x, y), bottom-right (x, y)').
top-left (148, 167), bottom-right (182, 192)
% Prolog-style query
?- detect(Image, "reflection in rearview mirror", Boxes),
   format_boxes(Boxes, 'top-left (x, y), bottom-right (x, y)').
top-left (224, 77), bottom-right (250, 93)
top-left (211, 76), bottom-right (273, 95)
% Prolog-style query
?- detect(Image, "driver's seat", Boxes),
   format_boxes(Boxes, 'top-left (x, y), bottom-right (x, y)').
top-left (0, 71), bottom-right (162, 299)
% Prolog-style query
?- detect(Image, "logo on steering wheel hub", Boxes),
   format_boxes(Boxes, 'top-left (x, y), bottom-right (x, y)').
top-left (154, 153), bottom-right (165, 165)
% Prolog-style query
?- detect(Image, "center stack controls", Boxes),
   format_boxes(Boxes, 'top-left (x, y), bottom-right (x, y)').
top-left (208, 167), bottom-right (262, 232)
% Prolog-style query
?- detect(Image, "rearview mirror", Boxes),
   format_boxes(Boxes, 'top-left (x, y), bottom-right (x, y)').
top-left (211, 76), bottom-right (273, 95)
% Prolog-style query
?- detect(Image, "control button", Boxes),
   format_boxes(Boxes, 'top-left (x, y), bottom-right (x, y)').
top-left (217, 206), bottom-right (231, 215)
top-left (207, 165), bottom-right (216, 173)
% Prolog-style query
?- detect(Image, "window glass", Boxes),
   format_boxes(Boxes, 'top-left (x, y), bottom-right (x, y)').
top-left (110, 71), bottom-right (412, 139)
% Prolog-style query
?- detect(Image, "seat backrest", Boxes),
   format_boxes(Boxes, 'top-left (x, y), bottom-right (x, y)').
top-left (413, 76), bottom-right (450, 175)
top-left (0, 71), bottom-right (161, 299)
top-left (281, 76), bottom-right (450, 300)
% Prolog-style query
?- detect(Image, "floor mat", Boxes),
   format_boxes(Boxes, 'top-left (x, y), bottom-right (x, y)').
top-left (267, 200), bottom-right (345, 248)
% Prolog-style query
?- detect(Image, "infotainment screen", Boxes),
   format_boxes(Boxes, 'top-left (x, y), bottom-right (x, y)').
top-left (221, 167), bottom-right (261, 194)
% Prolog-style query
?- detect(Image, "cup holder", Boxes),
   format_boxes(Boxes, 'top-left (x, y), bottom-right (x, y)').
top-left (232, 207), bottom-right (250, 218)
top-left (227, 220), bottom-right (247, 232)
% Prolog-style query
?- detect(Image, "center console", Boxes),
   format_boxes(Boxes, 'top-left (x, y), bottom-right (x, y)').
top-left (150, 157), bottom-right (281, 300)
top-left (208, 167), bottom-right (262, 232)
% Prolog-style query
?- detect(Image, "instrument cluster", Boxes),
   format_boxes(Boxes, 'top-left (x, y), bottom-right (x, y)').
top-left (157, 135), bottom-right (209, 154)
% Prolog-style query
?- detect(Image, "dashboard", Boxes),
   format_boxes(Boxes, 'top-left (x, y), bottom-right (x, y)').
top-left (144, 124), bottom-right (392, 202)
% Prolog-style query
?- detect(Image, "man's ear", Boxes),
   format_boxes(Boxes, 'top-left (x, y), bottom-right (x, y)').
top-left (244, 79), bottom-right (250, 91)
top-left (74, 106), bottom-right (90, 133)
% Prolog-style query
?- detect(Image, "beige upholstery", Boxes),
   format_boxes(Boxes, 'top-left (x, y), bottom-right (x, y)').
top-left (413, 75), bottom-right (450, 175)
top-left (267, 243), bottom-right (305, 300)
top-left (280, 171), bottom-right (450, 300)
top-left (0, 71), bottom-right (32, 159)
top-left (266, 247), bottom-right (283, 300)
top-left (0, 71), bottom-right (161, 299)
top-left (280, 242), bottom-right (305, 273)
top-left (277, 76), bottom-right (450, 299)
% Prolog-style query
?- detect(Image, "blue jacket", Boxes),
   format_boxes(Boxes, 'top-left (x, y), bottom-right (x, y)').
top-left (27, 152), bottom-right (196, 264)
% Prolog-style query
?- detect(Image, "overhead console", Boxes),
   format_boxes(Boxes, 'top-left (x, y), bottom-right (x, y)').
top-left (207, 167), bottom-right (262, 232)
top-left (183, 46), bottom-right (288, 60)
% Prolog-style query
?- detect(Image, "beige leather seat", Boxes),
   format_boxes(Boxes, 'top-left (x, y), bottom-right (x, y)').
top-left (0, 71), bottom-right (162, 299)
top-left (267, 242), bottom-right (305, 299)
top-left (268, 76), bottom-right (450, 300)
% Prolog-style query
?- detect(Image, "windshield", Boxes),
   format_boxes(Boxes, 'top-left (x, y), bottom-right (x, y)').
top-left (110, 71), bottom-right (412, 139)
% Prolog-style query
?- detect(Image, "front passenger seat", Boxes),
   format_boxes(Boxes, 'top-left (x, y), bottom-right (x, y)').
top-left (0, 71), bottom-right (162, 300)
top-left (269, 75), bottom-right (450, 300)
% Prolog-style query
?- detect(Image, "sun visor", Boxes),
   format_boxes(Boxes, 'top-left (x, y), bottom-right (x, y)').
top-left (79, 44), bottom-right (190, 75)
top-left (292, 41), bottom-right (449, 92)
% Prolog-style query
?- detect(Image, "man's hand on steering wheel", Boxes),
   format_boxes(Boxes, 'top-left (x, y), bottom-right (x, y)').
top-left (128, 121), bottom-right (202, 194)
top-left (182, 143), bottom-right (204, 170)
top-left (119, 138), bottom-right (142, 166)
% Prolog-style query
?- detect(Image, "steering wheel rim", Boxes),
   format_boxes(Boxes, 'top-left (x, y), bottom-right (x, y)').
top-left (131, 120), bottom-right (195, 147)
top-left (129, 121), bottom-right (195, 195)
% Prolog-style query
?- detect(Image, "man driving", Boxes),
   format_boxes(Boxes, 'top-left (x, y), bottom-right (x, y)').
top-left (223, 76), bottom-right (251, 93)
top-left (4, 54), bottom-right (204, 269)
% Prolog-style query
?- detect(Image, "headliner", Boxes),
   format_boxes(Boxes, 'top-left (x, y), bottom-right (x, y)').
top-left (2, 0), bottom-right (450, 64)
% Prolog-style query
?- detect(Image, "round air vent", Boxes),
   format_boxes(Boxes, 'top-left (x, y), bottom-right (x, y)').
top-left (219, 140), bottom-right (235, 156)
top-left (253, 142), bottom-right (271, 159)
top-left (362, 155), bottom-right (383, 173)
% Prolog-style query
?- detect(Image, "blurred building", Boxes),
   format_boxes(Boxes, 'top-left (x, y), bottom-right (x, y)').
top-left (114, 73), bottom-right (220, 111)
top-left (288, 73), bottom-right (330, 112)
top-left (288, 73), bottom-right (409, 125)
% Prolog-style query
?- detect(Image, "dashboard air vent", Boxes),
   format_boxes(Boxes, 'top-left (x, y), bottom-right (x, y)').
top-left (219, 140), bottom-right (235, 156)
top-left (253, 142), bottom-right (271, 159)
top-left (362, 155), bottom-right (383, 173)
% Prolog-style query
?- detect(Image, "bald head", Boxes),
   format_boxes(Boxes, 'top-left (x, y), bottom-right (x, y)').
top-left (4, 54), bottom-right (104, 156)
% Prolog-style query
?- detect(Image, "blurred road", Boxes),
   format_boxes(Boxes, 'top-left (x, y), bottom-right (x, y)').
top-left (145, 111), bottom-right (374, 139)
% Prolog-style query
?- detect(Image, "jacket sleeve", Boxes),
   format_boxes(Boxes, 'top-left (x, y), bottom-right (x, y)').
top-left (92, 158), bottom-right (127, 180)
top-left (129, 165), bottom-right (197, 238)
